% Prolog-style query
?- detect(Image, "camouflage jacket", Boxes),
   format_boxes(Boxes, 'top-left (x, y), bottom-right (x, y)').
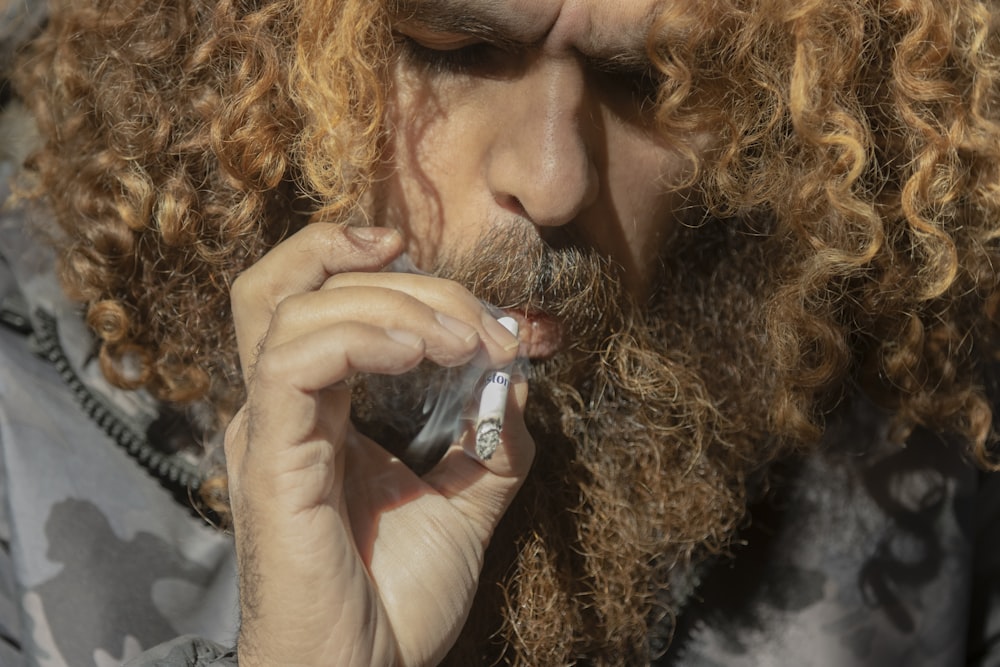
top-left (0, 164), bottom-right (240, 666)
top-left (657, 397), bottom-right (1000, 666)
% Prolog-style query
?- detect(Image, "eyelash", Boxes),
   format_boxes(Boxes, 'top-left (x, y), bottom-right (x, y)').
top-left (397, 33), bottom-right (663, 107)
top-left (625, 69), bottom-right (664, 105)
top-left (398, 36), bottom-right (500, 75)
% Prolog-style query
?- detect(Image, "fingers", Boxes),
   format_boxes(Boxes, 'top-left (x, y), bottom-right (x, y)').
top-left (259, 284), bottom-right (504, 373)
top-left (324, 272), bottom-right (522, 364)
top-left (249, 323), bottom-right (428, 441)
top-left (229, 219), bottom-right (533, 504)
top-left (231, 223), bottom-right (404, 378)
top-left (232, 222), bottom-right (521, 382)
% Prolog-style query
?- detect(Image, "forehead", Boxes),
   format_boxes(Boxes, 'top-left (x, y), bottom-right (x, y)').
top-left (391, 0), bottom-right (667, 57)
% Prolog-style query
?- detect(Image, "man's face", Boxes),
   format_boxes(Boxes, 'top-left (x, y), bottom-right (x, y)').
top-left (356, 3), bottom-right (783, 648)
top-left (377, 0), bottom-right (702, 356)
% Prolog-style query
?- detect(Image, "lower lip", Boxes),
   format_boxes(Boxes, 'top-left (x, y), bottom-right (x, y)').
top-left (502, 310), bottom-right (563, 359)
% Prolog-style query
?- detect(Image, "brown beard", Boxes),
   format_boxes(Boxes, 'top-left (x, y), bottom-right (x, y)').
top-left (353, 220), bottom-right (791, 664)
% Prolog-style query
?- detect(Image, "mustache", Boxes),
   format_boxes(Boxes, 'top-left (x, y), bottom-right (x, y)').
top-left (354, 224), bottom-right (638, 472)
top-left (430, 224), bottom-right (630, 343)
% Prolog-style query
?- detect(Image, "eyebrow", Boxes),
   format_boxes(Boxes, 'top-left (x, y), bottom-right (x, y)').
top-left (388, 0), bottom-right (657, 71)
top-left (585, 51), bottom-right (653, 74)
top-left (389, 0), bottom-right (539, 52)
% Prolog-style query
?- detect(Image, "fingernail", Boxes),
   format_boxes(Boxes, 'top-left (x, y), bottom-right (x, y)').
top-left (385, 328), bottom-right (424, 349)
top-left (344, 226), bottom-right (398, 245)
top-left (436, 311), bottom-right (479, 344)
top-left (481, 312), bottom-right (520, 352)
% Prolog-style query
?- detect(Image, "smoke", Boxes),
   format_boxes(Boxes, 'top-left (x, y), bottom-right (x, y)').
top-left (350, 225), bottom-right (620, 472)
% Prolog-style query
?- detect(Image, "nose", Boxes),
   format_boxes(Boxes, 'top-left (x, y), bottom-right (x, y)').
top-left (486, 57), bottom-right (600, 227)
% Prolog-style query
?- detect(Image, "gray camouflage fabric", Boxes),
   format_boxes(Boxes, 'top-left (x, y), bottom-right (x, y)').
top-left (0, 161), bottom-right (240, 664)
top-left (657, 398), bottom-right (1000, 666)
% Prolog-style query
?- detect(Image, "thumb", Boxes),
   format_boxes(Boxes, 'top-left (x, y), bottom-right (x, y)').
top-left (423, 375), bottom-right (534, 540)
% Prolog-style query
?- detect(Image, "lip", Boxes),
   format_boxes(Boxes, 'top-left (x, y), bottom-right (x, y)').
top-left (502, 309), bottom-right (564, 359)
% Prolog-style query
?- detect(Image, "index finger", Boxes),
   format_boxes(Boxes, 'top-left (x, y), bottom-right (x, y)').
top-left (231, 223), bottom-right (403, 376)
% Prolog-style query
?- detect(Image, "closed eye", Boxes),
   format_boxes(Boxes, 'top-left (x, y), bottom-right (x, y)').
top-left (397, 34), bottom-right (504, 74)
top-left (588, 57), bottom-right (664, 109)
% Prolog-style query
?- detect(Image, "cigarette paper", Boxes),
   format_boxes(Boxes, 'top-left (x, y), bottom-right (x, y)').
top-left (475, 316), bottom-right (519, 460)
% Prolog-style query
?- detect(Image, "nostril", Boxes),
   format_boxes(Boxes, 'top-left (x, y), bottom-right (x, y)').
top-left (495, 193), bottom-right (529, 219)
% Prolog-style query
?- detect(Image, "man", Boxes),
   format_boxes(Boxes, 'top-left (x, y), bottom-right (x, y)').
top-left (3, 0), bottom-right (1000, 664)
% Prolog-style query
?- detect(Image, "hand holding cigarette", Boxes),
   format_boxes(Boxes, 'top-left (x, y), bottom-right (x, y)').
top-left (225, 224), bottom-right (535, 667)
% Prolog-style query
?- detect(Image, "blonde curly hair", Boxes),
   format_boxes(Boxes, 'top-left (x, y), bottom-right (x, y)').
top-left (13, 0), bottom-right (1000, 662)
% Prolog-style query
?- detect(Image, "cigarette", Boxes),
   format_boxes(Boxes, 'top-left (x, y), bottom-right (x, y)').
top-left (474, 316), bottom-right (519, 461)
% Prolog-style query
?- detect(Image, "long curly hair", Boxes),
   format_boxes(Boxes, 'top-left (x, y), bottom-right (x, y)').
top-left (12, 0), bottom-right (1000, 662)
top-left (658, 0), bottom-right (1000, 459)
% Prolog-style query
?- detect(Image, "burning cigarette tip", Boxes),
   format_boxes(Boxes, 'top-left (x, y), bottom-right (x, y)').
top-left (475, 420), bottom-right (502, 460)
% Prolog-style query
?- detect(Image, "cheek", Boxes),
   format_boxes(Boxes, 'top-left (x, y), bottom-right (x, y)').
top-left (378, 72), bottom-right (488, 267)
top-left (379, 90), bottom-right (455, 264)
top-left (603, 132), bottom-right (700, 274)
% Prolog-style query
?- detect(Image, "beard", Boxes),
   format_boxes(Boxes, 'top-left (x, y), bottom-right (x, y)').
top-left (351, 219), bottom-right (790, 664)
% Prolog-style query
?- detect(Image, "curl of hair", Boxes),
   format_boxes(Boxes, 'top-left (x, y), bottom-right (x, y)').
top-left (16, 0), bottom-right (306, 419)
top-left (13, 0), bottom-right (398, 524)
top-left (649, 0), bottom-right (1000, 463)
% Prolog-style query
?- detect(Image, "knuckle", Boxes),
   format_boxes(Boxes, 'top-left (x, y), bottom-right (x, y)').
top-left (267, 291), bottom-right (311, 335)
top-left (305, 220), bottom-right (338, 242)
top-left (380, 287), bottom-right (416, 312)
top-left (250, 348), bottom-right (285, 384)
top-left (270, 294), bottom-right (296, 322)
top-left (231, 270), bottom-right (279, 319)
top-left (321, 272), bottom-right (352, 290)
top-left (230, 268), bottom-right (258, 302)
top-left (440, 279), bottom-right (475, 304)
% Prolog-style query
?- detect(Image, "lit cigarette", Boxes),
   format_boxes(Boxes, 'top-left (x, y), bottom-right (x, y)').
top-left (475, 316), bottom-right (519, 461)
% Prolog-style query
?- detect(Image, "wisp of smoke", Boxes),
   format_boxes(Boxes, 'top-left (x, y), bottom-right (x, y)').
top-left (350, 226), bottom-right (612, 472)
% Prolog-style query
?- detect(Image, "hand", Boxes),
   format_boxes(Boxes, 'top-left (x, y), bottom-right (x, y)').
top-left (224, 223), bottom-right (534, 667)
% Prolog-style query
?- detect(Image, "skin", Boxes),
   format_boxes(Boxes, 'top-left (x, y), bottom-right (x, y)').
top-left (224, 0), bottom-right (702, 664)
top-left (381, 0), bottom-right (694, 299)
